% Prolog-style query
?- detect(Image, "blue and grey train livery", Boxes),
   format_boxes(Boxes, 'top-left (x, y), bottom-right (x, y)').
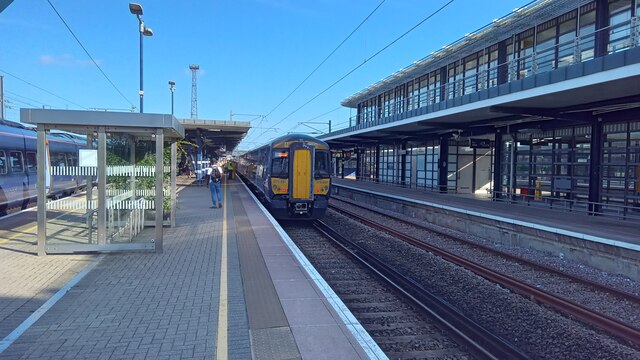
top-left (237, 134), bottom-right (331, 220)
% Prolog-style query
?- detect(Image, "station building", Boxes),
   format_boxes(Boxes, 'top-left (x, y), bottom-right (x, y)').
top-left (323, 0), bottom-right (640, 218)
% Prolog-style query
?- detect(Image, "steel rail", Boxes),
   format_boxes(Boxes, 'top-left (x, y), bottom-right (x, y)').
top-left (329, 204), bottom-right (640, 346)
top-left (313, 220), bottom-right (532, 360)
top-left (331, 197), bottom-right (640, 304)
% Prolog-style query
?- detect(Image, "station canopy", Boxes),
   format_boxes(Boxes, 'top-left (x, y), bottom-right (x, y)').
top-left (178, 119), bottom-right (250, 154)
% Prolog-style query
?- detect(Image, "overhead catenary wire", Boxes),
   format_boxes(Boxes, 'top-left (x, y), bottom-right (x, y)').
top-left (5, 96), bottom-right (40, 109)
top-left (47, 0), bottom-right (135, 109)
top-left (266, 0), bottom-right (456, 134)
top-left (246, 0), bottom-right (387, 143)
top-left (262, 0), bottom-right (386, 121)
top-left (281, 106), bottom-right (342, 135)
top-left (0, 67), bottom-right (87, 109)
top-left (6, 90), bottom-right (55, 109)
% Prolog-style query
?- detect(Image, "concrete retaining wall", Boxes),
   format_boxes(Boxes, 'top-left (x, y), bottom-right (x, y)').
top-left (334, 186), bottom-right (640, 281)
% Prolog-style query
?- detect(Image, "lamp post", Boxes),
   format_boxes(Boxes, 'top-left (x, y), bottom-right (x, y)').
top-left (168, 80), bottom-right (175, 116)
top-left (129, 3), bottom-right (153, 113)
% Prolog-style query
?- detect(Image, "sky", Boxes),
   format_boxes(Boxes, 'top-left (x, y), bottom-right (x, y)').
top-left (1, 0), bottom-right (529, 151)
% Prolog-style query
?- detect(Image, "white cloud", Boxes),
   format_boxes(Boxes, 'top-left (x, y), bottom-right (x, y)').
top-left (39, 54), bottom-right (100, 66)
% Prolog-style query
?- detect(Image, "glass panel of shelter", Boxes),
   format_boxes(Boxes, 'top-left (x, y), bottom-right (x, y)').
top-left (43, 129), bottom-right (163, 252)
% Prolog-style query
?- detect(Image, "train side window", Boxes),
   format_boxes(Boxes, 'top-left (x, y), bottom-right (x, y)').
top-left (9, 151), bottom-right (24, 173)
top-left (51, 152), bottom-right (67, 167)
top-left (26, 152), bottom-right (37, 173)
top-left (0, 150), bottom-right (6, 175)
top-left (68, 152), bottom-right (78, 167)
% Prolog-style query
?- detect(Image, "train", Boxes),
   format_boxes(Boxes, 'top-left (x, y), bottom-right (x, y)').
top-left (237, 134), bottom-right (332, 220)
top-left (0, 119), bottom-right (88, 216)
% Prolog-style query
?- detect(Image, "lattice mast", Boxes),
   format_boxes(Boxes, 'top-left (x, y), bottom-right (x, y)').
top-left (189, 64), bottom-right (199, 119)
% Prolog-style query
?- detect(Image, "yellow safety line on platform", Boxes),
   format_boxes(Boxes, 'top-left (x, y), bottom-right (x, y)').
top-left (216, 178), bottom-right (228, 359)
top-left (0, 211), bottom-right (67, 245)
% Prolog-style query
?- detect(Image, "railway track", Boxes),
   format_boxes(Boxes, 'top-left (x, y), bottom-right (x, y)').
top-left (283, 221), bottom-right (529, 359)
top-left (329, 197), bottom-right (640, 348)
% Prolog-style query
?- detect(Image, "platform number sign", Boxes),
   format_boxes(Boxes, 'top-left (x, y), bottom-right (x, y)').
top-left (469, 138), bottom-right (491, 149)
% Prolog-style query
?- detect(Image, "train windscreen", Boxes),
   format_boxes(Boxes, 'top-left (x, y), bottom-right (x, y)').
top-left (314, 151), bottom-right (330, 177)
top-left (271, 150), bottom-right (289, 177)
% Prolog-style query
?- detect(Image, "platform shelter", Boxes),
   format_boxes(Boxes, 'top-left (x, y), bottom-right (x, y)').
top-left (20, 109), bottom-right (184, 255)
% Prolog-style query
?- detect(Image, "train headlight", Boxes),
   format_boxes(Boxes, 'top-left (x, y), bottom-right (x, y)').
top-left (314, 179), bottom-right (330, 195)
top-left (271, 178), bottom-right (288, 194)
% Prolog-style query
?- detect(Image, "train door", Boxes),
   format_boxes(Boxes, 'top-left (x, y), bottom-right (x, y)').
top-left (289, 143), bottom-right (314, 201)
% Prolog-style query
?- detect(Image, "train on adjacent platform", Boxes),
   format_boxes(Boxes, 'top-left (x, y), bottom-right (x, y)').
top-left (0, 119), bottom-right (88, 216)
top-left (237, 134), bottom-right (331, 220)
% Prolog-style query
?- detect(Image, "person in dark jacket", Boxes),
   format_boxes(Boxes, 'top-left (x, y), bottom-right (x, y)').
top-left (206, 161), bottom-right (223, 208)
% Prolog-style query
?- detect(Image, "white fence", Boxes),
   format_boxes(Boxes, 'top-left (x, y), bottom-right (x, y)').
top-left (50, 166), bottom-right (172, 177)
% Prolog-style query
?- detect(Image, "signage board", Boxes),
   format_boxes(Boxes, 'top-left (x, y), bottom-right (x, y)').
top-left (469, 138), bottom-right (491, 148)
top-left (79, 149), bottom-right (98, 167)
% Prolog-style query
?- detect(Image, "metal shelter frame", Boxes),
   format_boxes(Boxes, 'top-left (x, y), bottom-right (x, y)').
top-left (20, 109), bottom-right (184, 255)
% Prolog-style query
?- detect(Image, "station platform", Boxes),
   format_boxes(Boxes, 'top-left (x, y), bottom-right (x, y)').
top-left (332, 178), bottom-right (640, 281)
top-left (0, 178), bottom-right (382, 359)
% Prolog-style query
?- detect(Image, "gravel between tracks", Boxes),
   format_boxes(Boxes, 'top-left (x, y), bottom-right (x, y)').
top-left (284, 223), bottom-right (475, 359)
top-left (332, 197), bottom-right (640, 327)
top-left (322, 207), bottom-right (640, 360)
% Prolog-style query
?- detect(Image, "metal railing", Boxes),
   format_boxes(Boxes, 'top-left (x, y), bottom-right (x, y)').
top-left (337, 17), bottom-right (640, 133)
top-left (492, 190), bottom-right (640, 221)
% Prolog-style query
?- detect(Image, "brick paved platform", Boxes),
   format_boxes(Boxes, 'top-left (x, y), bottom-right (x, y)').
top-left (0, 178), bottom-right (379, 359)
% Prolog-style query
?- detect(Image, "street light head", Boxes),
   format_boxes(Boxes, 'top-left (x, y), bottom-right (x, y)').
top-left (168, 80), bottom-right (175, 86)
top-left (129, 3), bottom-right (143, 15)
top-left (143, 27), bottom-right (153, 36)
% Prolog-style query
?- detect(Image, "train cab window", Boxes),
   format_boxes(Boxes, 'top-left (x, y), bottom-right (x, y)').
top-left (26, 152), bottom-right (37, 173)
top-left (271, 150), bottom-right (289, 177)
top-left (9, 151), bottom-right (24, 173)
top-left (314, 151), bottom-right (331, 177)
top-left (0, 151), bottom-right (6, 175)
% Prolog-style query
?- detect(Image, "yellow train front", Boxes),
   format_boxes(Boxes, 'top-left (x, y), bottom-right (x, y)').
top-left (238, 134), bottom-right (331, 220)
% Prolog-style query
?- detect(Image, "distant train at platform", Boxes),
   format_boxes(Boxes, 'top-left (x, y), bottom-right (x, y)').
top-left (0, 119), bottom-right (87, 215)
top-left (237, 134), bottom-right (331, 220)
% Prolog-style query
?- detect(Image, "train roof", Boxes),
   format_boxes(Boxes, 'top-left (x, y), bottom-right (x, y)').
top-left (242, 134), bottom-right (330, 157)
top-left (269, 134), bottom-right (329, 149)
top-left (0, 119), bottom-right (86, 145)
top-left (0, 119), bottom-right (30, 130)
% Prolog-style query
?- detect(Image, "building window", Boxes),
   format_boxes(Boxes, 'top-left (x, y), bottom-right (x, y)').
top-left (463, 54), bottom-right (478, 95)
top-left (607, 0), bottom-right (632, 53)
top-left (429, 70), bottom-right (440, 104)
top-left (379, 145), bottom-right (398, 184)
top-left (578, 3), bottom-right (597, 61)
top-left (602, 121), bottom-right (640, 214)
top-left (536, 19), bottom-right (557, 73)
top-left (557, 11), bottom-right (577, 67)
top-left (447, 61), bottom-right (462, 99)
top-left (406, 81), bottom-right (415, 111)
top-left (516, 28), bottom-right (535, 79)
top-left (487, 46), bottom-right (499, 88)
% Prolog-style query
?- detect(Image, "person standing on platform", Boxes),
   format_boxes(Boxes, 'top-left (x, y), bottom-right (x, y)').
top-left (206, 161), bottom-right (223, 208)
top-left (227, 161), bottom-right (234, 180)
